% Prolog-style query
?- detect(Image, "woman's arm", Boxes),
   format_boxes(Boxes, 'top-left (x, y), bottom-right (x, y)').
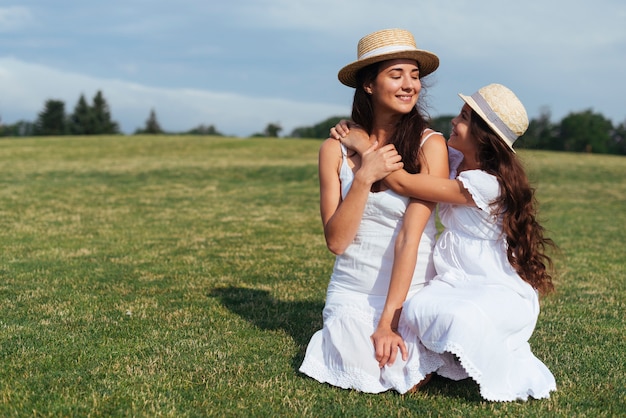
top-left (371, 131), bottom-right (450, 367)
top-left (319, 138), bottom-right (402, 255)
top-left (371, 199), bottom-right (434, 367)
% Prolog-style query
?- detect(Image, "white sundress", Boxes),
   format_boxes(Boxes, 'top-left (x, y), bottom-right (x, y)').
top-left (299, 134), bottom-right (444, 393)
top-left (402, 147), bottom-right (557, 401)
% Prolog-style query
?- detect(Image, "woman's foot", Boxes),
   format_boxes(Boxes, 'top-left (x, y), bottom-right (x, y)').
top-left (408, 373), bottom-right (433, 393)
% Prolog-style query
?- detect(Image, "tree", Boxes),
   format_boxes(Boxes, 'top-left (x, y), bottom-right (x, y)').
top-left (137, 109), bottom-right (163, 134)
top-left (558, 109), bottom-right (613, 153)
top-left (91, 90), bottom-right (119, 134)
top-left (517, 107), bottom-right (558, 150)
top-left (185, 124), bottom-right (223, 136)
top-left (610, 119), bottom-right (626, 155)
top-left (429, 115), bottom-right (454, 140)
top-left (290, 116), bottom-right (350, 139)
top-left (264, 122), bottom-right (282, 138)
top-left (69, 94), bottom-right (94, 135)
top-left (0, 120), bottom-right (35, 137)
top-left (34, 99), bottom-right (67, 136)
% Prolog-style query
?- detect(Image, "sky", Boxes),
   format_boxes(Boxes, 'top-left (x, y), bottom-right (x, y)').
top-left (0, 0), bottom-right (625, 137)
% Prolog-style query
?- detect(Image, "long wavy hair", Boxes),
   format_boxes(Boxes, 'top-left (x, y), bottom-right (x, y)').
top-left (351, 61), bottom-right (429, 174)
top-left (470, 110), bottom-right (556, 294)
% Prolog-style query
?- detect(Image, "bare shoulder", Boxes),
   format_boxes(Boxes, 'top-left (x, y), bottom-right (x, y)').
top-left (319, 137), bottom-right (342, 156)
top-left (319, 138), bottom-right (343, 174)
top-left (420, 130), bottom-right (449, 176)
top-left (421, 129), bottom-right (447, 147)
top-left (421, 130), bottom-right (447, 155)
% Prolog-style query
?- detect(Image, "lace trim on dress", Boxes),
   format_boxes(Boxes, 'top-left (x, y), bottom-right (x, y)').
top-left (427, 340), bottom-right (555, 402)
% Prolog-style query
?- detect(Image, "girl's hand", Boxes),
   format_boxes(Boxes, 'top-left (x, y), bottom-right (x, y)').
top-left (329, 119), bottom-right (352, 140)
top-left (371, 326), bottom-right (408, 368)
top-left (330, 121), bottom-right (371, 156)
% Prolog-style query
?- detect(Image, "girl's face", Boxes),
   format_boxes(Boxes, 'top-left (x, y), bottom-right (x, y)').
top-left (366, 59), bottom-right (421, 117)
top-left (448, 104), bottom-right (477, 157)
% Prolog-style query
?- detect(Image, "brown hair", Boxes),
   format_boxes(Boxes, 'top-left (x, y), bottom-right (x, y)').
top-left (351, 62), bottom-right (429, 174)
top-left (470, 110), bottom-right (555, 294)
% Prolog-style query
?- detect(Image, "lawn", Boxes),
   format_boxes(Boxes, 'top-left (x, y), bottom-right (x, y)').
top-left (0, 135), bottom-right (624, 417)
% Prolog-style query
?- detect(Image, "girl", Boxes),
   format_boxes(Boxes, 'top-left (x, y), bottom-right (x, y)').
top-left (332, 83), bottom-right (557, 401)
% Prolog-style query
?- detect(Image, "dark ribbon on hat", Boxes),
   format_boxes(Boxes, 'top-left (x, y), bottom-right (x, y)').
top-left (471, 92), bottom-right (517, 144)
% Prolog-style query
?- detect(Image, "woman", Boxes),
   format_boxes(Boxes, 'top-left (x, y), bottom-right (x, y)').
top-left (298, 28), bottom-right (449, 393)
top-left (332, 83), bottom-right (557, 401)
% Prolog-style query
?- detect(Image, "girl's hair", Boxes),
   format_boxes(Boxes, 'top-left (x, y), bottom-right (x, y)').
top-left (470, 111), bottom-right (555, 294)
top-left (351, 62), bottom-right (429, 174)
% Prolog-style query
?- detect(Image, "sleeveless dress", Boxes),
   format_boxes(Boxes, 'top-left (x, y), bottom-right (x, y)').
top-left (402, 147), bottom-right (557, 401)
top-left (299, 133), bottom-right (443, 393)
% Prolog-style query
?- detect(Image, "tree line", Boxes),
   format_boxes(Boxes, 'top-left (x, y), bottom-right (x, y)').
top-left (0, 91), bottom-right (225, 138)
top-left (291, 109), bottom-right (626, 155)
top-left (1, 92), bottom-right (624, 155)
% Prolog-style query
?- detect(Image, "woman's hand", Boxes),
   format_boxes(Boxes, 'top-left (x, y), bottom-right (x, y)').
top-left (371, 326), bottom-right (408, 368)
top-left (354, 142), bottom-right (403, 185)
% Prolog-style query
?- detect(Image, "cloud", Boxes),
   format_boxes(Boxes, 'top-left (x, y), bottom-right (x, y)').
top-left (0, 6), bottom-right (33, 32)
top-left (0, 0), bottom-right (624, 136)
top-left (0, 57), bottom-right (349, 136)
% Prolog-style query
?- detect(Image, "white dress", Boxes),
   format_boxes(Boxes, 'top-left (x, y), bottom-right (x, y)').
top-left (299, 138), bottom-right (443, 393)
top-left (403, 147), bottom-right (557, 401)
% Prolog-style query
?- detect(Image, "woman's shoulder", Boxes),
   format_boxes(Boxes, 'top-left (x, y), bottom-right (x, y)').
top-left (420, 128), bottom-right (445, 144)
top-left (319, 137), bottom-right (343, 156)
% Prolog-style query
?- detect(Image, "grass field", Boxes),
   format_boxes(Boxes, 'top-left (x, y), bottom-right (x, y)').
top-left (0, 135), bottom-right (624, 417)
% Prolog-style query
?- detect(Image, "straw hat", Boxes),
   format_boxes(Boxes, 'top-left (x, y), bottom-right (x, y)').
top-left (459, 84), bottom-right (529, 152)
top-left (338, 28), bottom-right (439, 88)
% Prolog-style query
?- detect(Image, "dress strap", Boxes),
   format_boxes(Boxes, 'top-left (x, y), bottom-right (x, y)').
top-left (340, 143), bottom-right (348, 157)
top-left (420, 128), bottom-right (442, 146)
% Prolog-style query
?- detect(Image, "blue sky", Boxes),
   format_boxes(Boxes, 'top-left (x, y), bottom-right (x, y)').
top-left (1, 0), bottom-right (624, 136)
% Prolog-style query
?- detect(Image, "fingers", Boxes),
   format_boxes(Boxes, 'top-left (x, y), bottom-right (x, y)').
top-left (374, 345), bottom-right (390, 368)
top-left (398, 340), bottom-right (408, 362)
top-left (339, 119), bottom-right (351, 134)
top-left (363, 140), bottom-right (379, 155)
top-left (373, 340), bottom-right (408, 367)
top-left (330, 120), bottom-right (351, 138)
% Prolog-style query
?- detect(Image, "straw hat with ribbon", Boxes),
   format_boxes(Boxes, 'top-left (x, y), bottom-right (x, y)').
top-left (459, 84), bottom-right (529, 152)
top-left (338, 28), bottom-right (439, 88)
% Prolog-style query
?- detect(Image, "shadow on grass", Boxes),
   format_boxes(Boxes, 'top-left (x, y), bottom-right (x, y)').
top-left (418, 375), bottom-right (483, 403)
top-left (211, 286), bottom-right (484, 402)
top-left (210, 286), bottom-right (324, 371)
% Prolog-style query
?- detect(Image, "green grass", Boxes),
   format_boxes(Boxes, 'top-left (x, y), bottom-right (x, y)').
top-left (0, 135), bottom-right (624, 417)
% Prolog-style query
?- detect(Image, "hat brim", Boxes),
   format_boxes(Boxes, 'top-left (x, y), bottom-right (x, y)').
top-left (338, 50), bottom-right (439, 88)
top-left (459, 93), bottom-right (517, 153)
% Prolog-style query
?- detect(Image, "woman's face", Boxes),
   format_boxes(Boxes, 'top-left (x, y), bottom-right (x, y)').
top-left (448, 104), bottom-right (477, 157)
top-left (366, 59), bottom-right (420, 117)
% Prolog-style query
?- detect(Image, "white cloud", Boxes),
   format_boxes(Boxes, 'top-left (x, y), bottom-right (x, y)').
top-left (0, 57), bottom-right (349, 136)
top-left (0, 0), bottom-right (624, 135)
top-left (0, 6), bottom-right (33, 32)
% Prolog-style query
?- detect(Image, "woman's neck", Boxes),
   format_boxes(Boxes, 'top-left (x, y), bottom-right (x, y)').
top-left (370, 124), bottom-right (396, 146)
top-left (370, 112), bottom-right (401, 145)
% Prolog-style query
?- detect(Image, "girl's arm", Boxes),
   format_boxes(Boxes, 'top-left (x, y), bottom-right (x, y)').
top-left (331, 122), bottom-right (475, 206)
top-left (384, 169), bottom-right (475, 205)
top-left (319, 138), bottom-right (402, 255)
